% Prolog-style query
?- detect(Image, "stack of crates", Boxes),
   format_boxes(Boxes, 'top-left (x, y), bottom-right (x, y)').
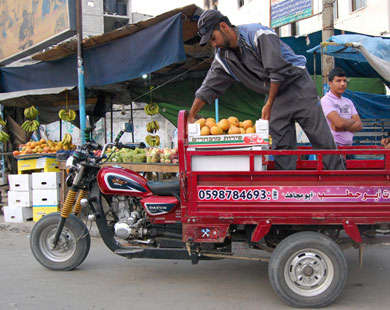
top-left (4, 175), bottom-right (33, 222)
top-left (32, 172), bottom-right (61, 222)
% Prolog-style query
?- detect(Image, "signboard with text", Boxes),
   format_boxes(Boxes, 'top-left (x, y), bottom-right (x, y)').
top-left (270, 0), bottom-right (313, 28)
top-left (0, 0), bottom-right (76, 65)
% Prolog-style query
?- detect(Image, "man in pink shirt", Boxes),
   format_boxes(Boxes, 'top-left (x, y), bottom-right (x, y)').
top-left (321, 67), bottom-right (362, 147)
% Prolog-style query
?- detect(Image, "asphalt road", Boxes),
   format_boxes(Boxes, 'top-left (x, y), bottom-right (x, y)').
top-left (1, 226), bottom-right (390, 310)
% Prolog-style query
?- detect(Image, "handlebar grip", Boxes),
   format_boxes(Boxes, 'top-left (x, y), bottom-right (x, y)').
top-left (84, 127), bottom-right (92, 142)
top-left (115, 130), bottom-right (125, 143)
top-left (117, 142), bottom-right (136, 150)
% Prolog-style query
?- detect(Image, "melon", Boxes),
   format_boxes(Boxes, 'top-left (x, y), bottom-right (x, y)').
top-left (217, 119), bottom-right (230, 131)
top-left (227, 116), bottom-right (239, 127)
top-left (210, 126), bottom-right (223, 135)
top-left (200, 126), bottom-right (210, 136)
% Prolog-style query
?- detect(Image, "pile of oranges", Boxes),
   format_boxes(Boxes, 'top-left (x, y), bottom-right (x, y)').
top-left (196, 116), bottom-right (256, 136)
top-left (13, 138), bottom-right (76, 156)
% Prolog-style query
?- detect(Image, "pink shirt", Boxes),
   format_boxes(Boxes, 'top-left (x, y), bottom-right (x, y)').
top-left (321, 91), bottom-right (358, 146)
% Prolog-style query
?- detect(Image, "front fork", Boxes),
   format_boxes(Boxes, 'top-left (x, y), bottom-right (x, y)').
top-left (52, 166), bottom-right (87, 248)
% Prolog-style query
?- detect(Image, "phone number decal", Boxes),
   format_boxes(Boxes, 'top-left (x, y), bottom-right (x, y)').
top-left (198, 188), bottom-right (275, 201)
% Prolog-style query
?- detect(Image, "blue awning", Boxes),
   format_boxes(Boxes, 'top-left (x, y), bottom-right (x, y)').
top-left (0, 13), bottom-right (186, 92)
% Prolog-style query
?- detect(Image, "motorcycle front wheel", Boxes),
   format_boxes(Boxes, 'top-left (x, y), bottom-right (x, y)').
top-left (30, 212), bottom-right (91, 271)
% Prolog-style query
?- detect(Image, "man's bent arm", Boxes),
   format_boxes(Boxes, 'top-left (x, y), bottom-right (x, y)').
top-left (188, 97), bottom-right (206, 123)
top-left (261, 81), bottom-right (280, 120)
top-left (348, 114), bottom-right (363, 132)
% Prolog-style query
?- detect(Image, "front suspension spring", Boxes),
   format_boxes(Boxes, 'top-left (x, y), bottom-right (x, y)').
top-left (73, 190), bottom-right (87, 216)
top-left (61, 189), bottom-right (78, 218)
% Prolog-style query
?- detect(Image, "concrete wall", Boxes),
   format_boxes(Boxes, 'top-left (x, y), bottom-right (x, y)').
top-left (83, 0), bottom-right (105, 37)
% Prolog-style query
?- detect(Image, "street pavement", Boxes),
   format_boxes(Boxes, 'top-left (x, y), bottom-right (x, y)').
top-left (1, 215), bottom-right (390, 310)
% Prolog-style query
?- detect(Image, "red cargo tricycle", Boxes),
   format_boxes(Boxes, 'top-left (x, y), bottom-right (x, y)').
top-left (30, 110), bottom-right (390, 308)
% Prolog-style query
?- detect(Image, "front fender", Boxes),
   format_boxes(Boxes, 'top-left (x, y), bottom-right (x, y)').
top-left (90, 181), bottom-right (125, 252)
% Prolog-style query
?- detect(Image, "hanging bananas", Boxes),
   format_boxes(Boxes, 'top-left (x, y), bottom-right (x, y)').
top-left (24, 106), bottom-right (39, 119)
top-left (0, 131), bottom-right (9, 142)
top-left (58, 109), bottom-right (76, 122)
top-left (21, 120), bottom-right (40, 132)
top-left (144, 103), bottom-right (159, 116)
top-left (0, 117), bottom-right (6, 126)
top-left (146, 120), bottom-right (160, 133)
top-left (145, 134), bottom-right (160, 146)
top-left (61, 133), bottom-right (73, 146)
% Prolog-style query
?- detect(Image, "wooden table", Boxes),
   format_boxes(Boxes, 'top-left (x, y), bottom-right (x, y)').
top-left (59, 161), bottom-right (179, 206)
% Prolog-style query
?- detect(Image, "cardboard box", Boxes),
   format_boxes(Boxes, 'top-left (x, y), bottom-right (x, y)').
top-left (3, 206), bottom-right (33, 223)
top-left (33, 189), bottom-right (60, 206)
top-left (8, 174), bottom-right (32, 191)
top-left (188, 123), bottom-right (269, 148)
top-left (192, 154), bottom-right (265, 172)
top-left (8, 190), bottom-right (32, 207)
top-left (33, 206), bottom-right (60, 222)
top-left (17, 156), bottom-right (59, 174)
top-left (32, 172), bottom-right (61, 189)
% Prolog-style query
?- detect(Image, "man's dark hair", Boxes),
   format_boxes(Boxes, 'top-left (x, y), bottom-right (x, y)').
top-left (219, 16), bottom-right (232, 27)
top-left (328, 67), bottom-right (346, 82)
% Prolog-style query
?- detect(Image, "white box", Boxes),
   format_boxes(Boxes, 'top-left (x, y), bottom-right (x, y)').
top-left (8, 190), bottom-right (33, 207)
top-left (32, 172), bottom-right (61, 189)
top-left (8, 174), bottom-right (32, 191)
top-left (33, 189), bottom-right (60, 206)
top-left (192, 155), bottom-right (265, 171)
top-left (3, 206), bottom-right (33, 223)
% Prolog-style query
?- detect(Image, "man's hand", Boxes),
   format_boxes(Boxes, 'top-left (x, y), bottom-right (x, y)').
top-left (188, 115), bottom-right (197, 123)
top-left (381, 138), bottom-right (390, 149)
top-left (261, 103), bottom-right (272, 120)
top-left (189, 97), bottom-right (206, 124)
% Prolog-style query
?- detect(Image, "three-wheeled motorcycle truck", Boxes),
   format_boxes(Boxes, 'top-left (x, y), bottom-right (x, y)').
top-left (30, 110), bottom-right (390, 308)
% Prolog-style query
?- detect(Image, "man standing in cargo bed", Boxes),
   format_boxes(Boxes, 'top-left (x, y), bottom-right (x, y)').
top-left (188, 9), bottom-right (344, 170)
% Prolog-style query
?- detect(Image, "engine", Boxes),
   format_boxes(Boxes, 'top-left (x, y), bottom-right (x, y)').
top-left (111, 195), bottom-right (148, 240)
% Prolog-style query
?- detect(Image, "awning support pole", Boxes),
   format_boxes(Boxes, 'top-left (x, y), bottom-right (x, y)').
top-left (77, 0), bottom-right (86, 144)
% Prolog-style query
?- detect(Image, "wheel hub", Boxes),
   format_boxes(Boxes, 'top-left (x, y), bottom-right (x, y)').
top-left (302, 265), bottom-right (314, 277)
top-left (284, 249), bottom-right (334, 297)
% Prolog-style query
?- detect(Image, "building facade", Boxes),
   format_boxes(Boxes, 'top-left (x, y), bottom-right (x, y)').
top-left (216, 0), bottom-right (390, 37)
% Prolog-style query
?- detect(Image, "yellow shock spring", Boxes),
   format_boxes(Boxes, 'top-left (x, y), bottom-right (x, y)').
top-left (61, 189), bottom-right (78, 218)
top-left (73, 190), bottom-right (87, 216)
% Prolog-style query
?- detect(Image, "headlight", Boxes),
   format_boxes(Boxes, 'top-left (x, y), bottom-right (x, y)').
top-left (65, 156), bottom-right (74, 169)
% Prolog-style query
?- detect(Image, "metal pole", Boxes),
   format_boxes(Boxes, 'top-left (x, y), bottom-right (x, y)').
top-left (215, 99), bottom-right (219, 123)
top-left (130, 99), bottom-right (134, 143)
top-left (322, 0), bottom-right (335, 95)
top-left (110, 98), bottom-right (113, 142)
top-left (77, 0), bottom-right (86, 144)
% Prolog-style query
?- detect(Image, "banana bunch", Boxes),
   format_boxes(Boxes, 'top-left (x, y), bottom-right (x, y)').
top-left (62, 133), bottom-right (73, 146)
top-left (58, 109), bottom-right (76, 122)
top-left (146, 120), bottom-right (160, 133)
top-left (145, 134), bottom-right (160, 146)
top-left (21, 120), bottom-right (40, 132)
top-left (0, 131), bottom-right (9, 142)
top-left (0, 117), bottom-right (6, 126)
top-left (144, 103), bottom-right (159, 116)
top-left (24, 106), bottom-right (39, 119)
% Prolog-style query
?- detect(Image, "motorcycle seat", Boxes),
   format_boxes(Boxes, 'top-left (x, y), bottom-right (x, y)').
top-left (147, 180), bottom-right (180, 196)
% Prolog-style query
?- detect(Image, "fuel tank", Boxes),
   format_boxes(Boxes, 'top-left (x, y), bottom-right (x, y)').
top-left (97, 166), bottom-right (151, 198)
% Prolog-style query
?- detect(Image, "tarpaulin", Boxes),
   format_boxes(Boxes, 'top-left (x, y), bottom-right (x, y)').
top-left (0, 13), bottom-right (186, 92)
top-left (307, 34), bottom-right (390, 82)
top-left (343, 89), bottom-right (390, 120)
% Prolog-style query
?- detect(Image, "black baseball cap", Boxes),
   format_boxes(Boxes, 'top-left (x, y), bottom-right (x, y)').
top-left (197, 10), bottom-right (226, 46)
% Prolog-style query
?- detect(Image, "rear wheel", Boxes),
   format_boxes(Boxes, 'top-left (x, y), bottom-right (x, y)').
top-left (30, 212), bottom-right (90, 271)
top-left (268, 231), bottom-right (347, 308)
